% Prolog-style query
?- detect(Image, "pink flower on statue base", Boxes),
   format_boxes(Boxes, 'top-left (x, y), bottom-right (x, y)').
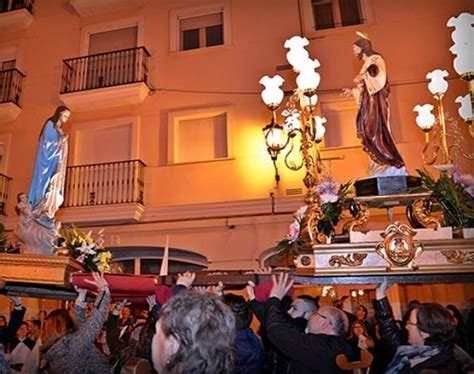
top-left (287, 222), bottom-right (300, 242)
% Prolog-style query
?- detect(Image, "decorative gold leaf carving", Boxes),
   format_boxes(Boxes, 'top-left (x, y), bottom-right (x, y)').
top-left (441, 250), bottom-right (474, 264)
top-left (329, 253), bottom-right (367, 267)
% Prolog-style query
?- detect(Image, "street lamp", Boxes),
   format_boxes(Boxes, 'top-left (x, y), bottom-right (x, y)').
top-left (260, 35), bottom-right (328, 246)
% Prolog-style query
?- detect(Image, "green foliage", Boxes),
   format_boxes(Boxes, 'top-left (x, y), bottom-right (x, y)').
top-left (317, 181), bottom-right (354, 237)
top-left (412, 169), bottom-right (474, 228)
top-left (275, 180), bottom-right (354, 256)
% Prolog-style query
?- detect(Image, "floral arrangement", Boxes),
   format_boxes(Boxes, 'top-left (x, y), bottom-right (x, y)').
top-left (55, 225), bottom-right (112, 272)
top-left (413, 168), bottom-right (474, 229)
top-left (275, 176), bottom-right (353, 256)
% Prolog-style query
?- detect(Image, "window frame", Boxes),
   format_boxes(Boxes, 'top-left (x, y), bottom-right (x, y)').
top-left (79, 16), bottom-right (144, 56)
top-left (167, 105), bottom-right (235, 165)
top-left (169, 1), bottom-right (232, 54)
top-left (299, 0), bottom-right (373, 36)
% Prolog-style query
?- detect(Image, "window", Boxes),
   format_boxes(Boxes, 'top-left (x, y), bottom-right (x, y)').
top-left (312, 0), bottom-right (364, 30)
top-left (71, 116), bottom-right (141, 165)
top-left (169, 2), bottom-right (231, 53)
top-left (180, 12), bottom-right (223, 51)
top-left (299, 0), bottom-right (371, 34)
top-left (167, 105), bottom-right (234, 164)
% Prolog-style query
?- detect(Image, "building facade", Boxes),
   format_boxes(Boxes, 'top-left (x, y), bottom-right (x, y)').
top-left (0, 0), bottom-right (472, 314)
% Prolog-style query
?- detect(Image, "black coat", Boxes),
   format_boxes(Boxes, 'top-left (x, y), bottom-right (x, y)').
top-left (264, 297), bottom-right (351, 374)
top-left (0, 307), bottom-right (25, 346)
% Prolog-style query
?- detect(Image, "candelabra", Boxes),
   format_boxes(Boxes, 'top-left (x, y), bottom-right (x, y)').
top-left (260, 36), bottom-right (328, 246)
top-left (413, 12), bottom-right (473, 167)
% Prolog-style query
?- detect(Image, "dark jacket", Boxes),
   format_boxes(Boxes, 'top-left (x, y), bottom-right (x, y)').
top-left (0, 306), bottom-right (25, 346)
top-left (373, 297), bottom-right (461, 373)
top-left (233, 328), bottom-right (263, 374)
top-left (250, 299), bottom-right (306, 374)
top-left (264, 297), bottom-right (351, 374)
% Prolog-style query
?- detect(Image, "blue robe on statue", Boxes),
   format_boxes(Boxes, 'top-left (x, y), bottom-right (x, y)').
top-left (28, 120), bottom-right (67, 224)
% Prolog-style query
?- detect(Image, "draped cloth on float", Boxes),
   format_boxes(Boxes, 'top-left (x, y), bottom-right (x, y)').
top-left (352, 54), bottom-right (405, 169)
top-left (28, 120), bottom-right (68, 221)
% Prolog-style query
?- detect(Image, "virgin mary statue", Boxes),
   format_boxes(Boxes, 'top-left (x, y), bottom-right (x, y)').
top-left (15, 106), bottom-right (71, 254)
top-left (28, 106), bottom-right (71, 226)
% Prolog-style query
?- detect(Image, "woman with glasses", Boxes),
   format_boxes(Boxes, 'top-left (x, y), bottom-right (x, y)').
top-left (373, 279), bottom-right (463, 373)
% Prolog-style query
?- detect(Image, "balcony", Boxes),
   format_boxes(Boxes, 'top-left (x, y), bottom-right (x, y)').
top-left (0, 68), bottom-right (25, 122)
top-left (69, 0), bottom-right (147, 17)
top-left (59, 159), bottom-right (146, 225)
top-left (0, 0), bottom-right (34, 33)
top-left (0, 173), bottom-right (12, 215)
top-left (59, 47), bottom-right (151, 111)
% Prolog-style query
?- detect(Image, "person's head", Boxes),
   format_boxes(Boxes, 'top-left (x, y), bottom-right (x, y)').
top-left (349, 320), bottom-right (368, 339)
top-left (406, 303), bottom-right (455, 350)
top-left (353, 37), bottom-right (377, 60)
top-left (446, 304), bottom-right (463, 326)
top-left (30, 320), bottom-right (42, 339)
top-left (16, 322), bottom-right (28, 339)
top-left (288, 295), bottom-right (318, 320)
top-left (120, 306), bottom-right (132, 321)
top-left (16, 192), bottom-right (27, 204)
top-left (0, 315), bottom-right (6, 327)
top-left (41, 309), bottom-right (77, 351)
top-left (223, 293), bottom-right (253, 330)
top-left (152, 292), bottom-right (235, 373)
top-left (15, 192), bottom-right (28, 215)
top-left (355, 305), bottom-right (368, 321)
top-left (308, 306), bottom-right (349, 338)
top-left (50, 106), bottom-right (71, 127)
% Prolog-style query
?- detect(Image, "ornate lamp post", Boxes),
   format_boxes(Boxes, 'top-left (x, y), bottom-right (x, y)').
top-left (447, 12), bottom-right (474, 136)
top-left (260, 36), bottom-right (328, 246)
top-left (413, 12), bottom-right (474, 167)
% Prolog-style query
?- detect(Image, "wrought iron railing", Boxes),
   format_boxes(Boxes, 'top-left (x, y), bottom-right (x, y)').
top-left (0, 69), bottom-right (25, 106)
top-left (0, 173), bottom-right (12, 215)
top-left (0, 0), bottom-right (33, 13)
top-left (60, 47), bottom-right (151, 94)
top-left (63, 160), bottom-right (146, 208)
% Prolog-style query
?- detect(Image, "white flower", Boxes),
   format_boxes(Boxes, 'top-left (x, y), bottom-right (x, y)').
top-left (319, 193), bottom-right (339, 204)
top-left (79, 240), bottom-right (96, 255)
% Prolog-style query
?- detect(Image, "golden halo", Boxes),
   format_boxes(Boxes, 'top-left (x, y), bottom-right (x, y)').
top-left (355, 31), bottom-right (370, 40)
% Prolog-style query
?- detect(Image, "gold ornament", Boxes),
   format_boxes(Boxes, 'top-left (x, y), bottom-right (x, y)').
top-left (375, 222), bottom-right (423, 270)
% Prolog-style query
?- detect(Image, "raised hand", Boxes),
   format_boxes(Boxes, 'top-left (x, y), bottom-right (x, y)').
top-left (84, 272), bottom-right (109, 291)
top-left (8, 296), bottom-right (22, 307)
top-left (146, 295), bottom-right (157, 311)
top-left (269, 273), bottom-right (294, 300)
top-left (210, 281), bottom-right (224, 297)
top-left (246, 281), bottom-right (256, 301)
top-left (375, 277), bottom-right (390, 300)
top-left (176, 271), bottom-right (196, 289)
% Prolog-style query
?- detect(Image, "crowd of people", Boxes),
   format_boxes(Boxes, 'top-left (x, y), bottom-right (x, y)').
top-left (0, 272), bottom-right (473, 373)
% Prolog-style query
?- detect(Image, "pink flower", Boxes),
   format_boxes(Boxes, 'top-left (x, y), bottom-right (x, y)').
top-left (287, 222), bottom-right (300, 242)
